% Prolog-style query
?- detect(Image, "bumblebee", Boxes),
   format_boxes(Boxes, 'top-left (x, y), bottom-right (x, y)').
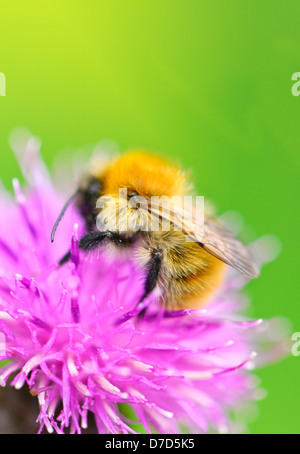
top-left (51, 151), bottom-right (258, 313)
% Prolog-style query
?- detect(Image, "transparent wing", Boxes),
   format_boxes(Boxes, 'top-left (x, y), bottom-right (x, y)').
top-left (141, 197), bottom-right (259, 278)
top-left (200, 217), bottom-right (259, 277)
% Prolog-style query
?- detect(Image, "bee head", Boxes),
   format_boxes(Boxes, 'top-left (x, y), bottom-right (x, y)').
top-left (95, 188), bottom-right (151, 235)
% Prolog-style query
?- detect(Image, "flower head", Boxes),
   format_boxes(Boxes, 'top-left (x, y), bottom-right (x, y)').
top-left (0, 133), bottom-right (288, 433)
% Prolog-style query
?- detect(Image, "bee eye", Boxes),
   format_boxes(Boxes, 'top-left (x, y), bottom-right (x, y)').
top-left (128, 191), bottom-right (138, 198)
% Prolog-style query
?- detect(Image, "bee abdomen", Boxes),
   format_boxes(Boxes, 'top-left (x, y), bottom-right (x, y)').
top-left (135, 231), bottom-right (225, 310)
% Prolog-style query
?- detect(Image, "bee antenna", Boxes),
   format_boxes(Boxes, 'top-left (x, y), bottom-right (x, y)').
top-left (51, 192), bottom-right (77, 243)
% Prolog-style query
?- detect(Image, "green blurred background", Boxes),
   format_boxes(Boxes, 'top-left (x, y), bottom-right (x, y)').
top-left (0, 0), bottom-right (299, 434)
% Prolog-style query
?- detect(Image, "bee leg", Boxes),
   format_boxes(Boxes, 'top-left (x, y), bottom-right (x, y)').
top-left (58, 231), bottom-right (131, 266)
top-left (115, 249), bottom-right (162, 325)
top-left (137, 250), bottom-right (162, 318)
top-left (120, 249), bottom-right (162, 322)
top-left (58, 250), bottom-right (72, 266)
top-left (57, 231), bottom-right (107, 266)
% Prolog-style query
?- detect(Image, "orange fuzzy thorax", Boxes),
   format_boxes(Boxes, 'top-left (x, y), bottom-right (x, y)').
top-left (93, 151), bottom-right (189, 198)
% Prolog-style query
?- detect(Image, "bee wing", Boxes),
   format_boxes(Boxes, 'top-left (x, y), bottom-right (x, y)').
top-left (143, 198), bottom-right (259, 278)
top-left (199, 217), bottom-right (260, 278)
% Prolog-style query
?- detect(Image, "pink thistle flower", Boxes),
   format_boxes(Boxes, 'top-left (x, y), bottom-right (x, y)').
top-left (0, 132), bottom-right (288, 434)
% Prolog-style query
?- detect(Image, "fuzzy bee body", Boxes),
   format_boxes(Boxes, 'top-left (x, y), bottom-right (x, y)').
top-left (53, 151), bottom-right (258, 312)
top-left (135, 230), bottom-right (225, 309)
